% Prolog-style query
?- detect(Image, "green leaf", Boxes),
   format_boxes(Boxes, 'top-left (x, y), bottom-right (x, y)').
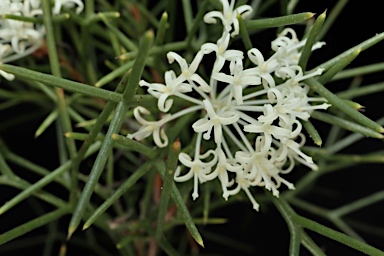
top-left (95, 62), bottom-right (135, 88)
top-left (185, 0), bottom-right (210, 46)
top-left (155, 12), bottom-right (168, 46)
top-left (35, 110), bottom-right (59, 138)
top-left (301, 231), bottom-right (326, 256)
top-left (317, 48), bottom-right (360, 84)
top-left (245, 12), bottom-right (315, 30)
top-left (68, 30), bottom-right (154, 239)
top-left (306, 78), bottom-right (384, 133)
top-left (293, 215), bottom-right (384, 255)
top-left (0, 64), bottom-right (123, 103)
top-left (311, 111), bottom-right (383, 139)
top-left (100, 14), bottom-right (138, 52)
top-left (112, 134), bottom-right (158, 159)
top-left (337, 81), bottom-right (384, 100)
top-left (333, 62), bottom-right (384, 81)
top-left (311, 32), bottom-right (384, 73)
top-left (332, 190), bottom-right (384, 217)
top-left (156, 141), bottom-right (181, 239)
top-left (0, 207), bottom-right (70, 245)
top-left (270, 196), bottom-right (301, 256)
top-left (156, 161), bottom-right (204, 248)
top-left (238, 14), bottom-right (252, 51)
top-left (299, 11), bottom-right (326, 70)
top-left (82, 161), bottom-right (153, 230)
top-left (302, 120), bottom-right (322, 146)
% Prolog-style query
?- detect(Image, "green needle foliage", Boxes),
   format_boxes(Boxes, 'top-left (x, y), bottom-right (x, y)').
top-left (0, 1), bottom-right (384, 255)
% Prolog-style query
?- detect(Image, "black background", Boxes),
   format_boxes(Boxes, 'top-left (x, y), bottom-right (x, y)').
top-left (1, 1), bottom-right (383, 255)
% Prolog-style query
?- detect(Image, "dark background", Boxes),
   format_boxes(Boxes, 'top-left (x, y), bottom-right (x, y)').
top-left (1, 1), bottom-right (383, 255)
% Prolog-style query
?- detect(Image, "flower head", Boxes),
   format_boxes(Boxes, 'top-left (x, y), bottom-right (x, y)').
top-left (130, 0), bottom-right (329, 211)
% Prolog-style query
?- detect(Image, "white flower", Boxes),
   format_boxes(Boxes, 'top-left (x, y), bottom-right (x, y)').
top-left (167, 51), bottom-right (211, 92)
top-left (0, 19), bottom-right (43, 53)
top-left (0, 44), bottom-right (15, 81)
top-left (244, 104), bottom-right (292, 154)
top-left (174, 133), bottom-right (218, 200)
top-left (212, 59), bottom-right (261, 105)
top-left (53, 0), bottom-right (84, 15)
top-left (127, 107), bottom-right (170, 148)
top-left (192, 99), bottom-right (239, 144)
top-left (224, 163), bottom-right (260, 211)
top-left (272, 28), bottom-right (326, 67)
top-left (212, 147), bottom-right (235, 200)
top-left (247, 48), bottom-right (278, 89)
top-left (0, 1), bottom-right (23, 14)
top-left (204, 0), bottom-right (253, 37)
top-left (201, 31), bottom-right (243, 73)
top-left (139, 70), bottom-right (192, 112)
top-left (277, 134), bottom-right (318, 170)
top-left (234, 137), bottom-right (295, 198)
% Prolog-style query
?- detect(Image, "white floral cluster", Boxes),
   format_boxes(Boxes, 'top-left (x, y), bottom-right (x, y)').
top-left (0, 0), bottom-right (84, 80)
top-left (129, 0), bottom-right (330, 210)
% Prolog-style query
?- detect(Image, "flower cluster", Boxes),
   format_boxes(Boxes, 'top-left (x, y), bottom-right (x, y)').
top-left (0, 0), bottom-right (84, 80)
top-left (129, 0), bottom-right (330, 210)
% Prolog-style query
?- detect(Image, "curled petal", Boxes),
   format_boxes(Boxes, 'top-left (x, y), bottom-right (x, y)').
top-left (192, 118), bottom-right (211, 134)
top-left (203, 11), bottom-right (223, 24)
top-left (174, 166), bottom-right (194, 182)
top-left (153, 127), bottom-right (169, 148)
top-left (157, 94), bottom-right (173, 112)
top-left (236, 5), bottom-right (253, 19)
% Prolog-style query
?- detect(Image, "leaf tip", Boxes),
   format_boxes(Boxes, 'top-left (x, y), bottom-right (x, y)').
top-left (196, 237), bottom-right (205, 248)
top-left (111, 133), bottom-right (118, 140)
top-left (145, 29), bottom-right (155, 41)
top-left (66, 227), bottom-right (76, 240)
top-left (308, 12), bottom-right (316, 19)
top-left (82, 223), bottom-right (90, 231)
top-left (162, 11), bottom-right (168, 20)
top-left (321, 9), bottom-right (327, 17)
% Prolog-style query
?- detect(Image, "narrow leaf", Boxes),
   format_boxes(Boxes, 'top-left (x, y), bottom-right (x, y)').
top-left (307, 78), bottom-right (384, 133)
top-left (311, 111), bottom-right (383, 139)
top-left (82, 161), bottom-right (153, 230)
top-left (112, 133), bottom-right (157, 159)
top-left (336, 81), bottom-right (384, 100)
top-left (333, 62), bottom-right (384, 81)
top-left (0, 64), bottom-right (122, 103)
top-left (311, 32), bottom-right (384, 73)
top-left (318, 48), bottom-right (360, 84)
top-left (156, 140), bottom-right (181, 239)
top-left (0, 207), bottom-right (70, 245)
top-left (155, 12), bottom-right (168, 46)
top-left (299, 11), bottom-right (326, 70)
top-left (68, 30), bottom-right (153, 239)
top-left (35, 110), bottom-right (58, 138)
top-left (156, 161), bottom-right (205, 248)
top-left (245, 12), bottom-right (315, 30)
top-left (238, 14), bottom-right (252, 51)
top-left (270, 196), bottom-right (301, 256)
top-left (293, 215), bottom-right (384, 256)
top-left (301, 231), bottom-right (327, 256)
top-left (302, 120), bottom-right (322, 146)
